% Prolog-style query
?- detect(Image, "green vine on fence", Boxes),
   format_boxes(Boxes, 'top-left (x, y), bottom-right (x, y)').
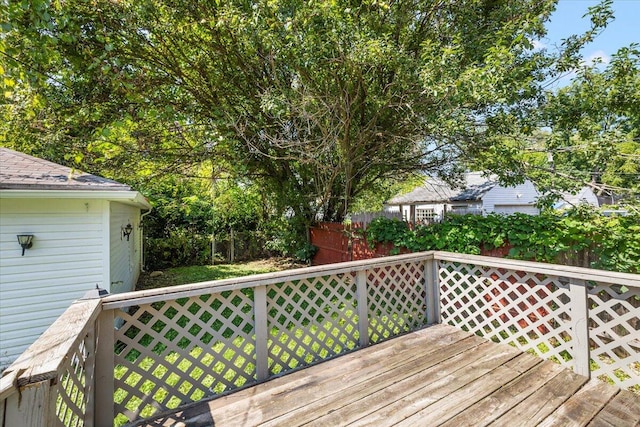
top-left (366, 207), bottom-right (640, 273)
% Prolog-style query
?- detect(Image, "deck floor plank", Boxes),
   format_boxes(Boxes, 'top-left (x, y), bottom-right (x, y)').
top-left (537, 380), bottom-right (620, 427)
top-left (344, 345), bottom-right (531, 427)
top-left (439, 357), bottom-right (564, 427)
top-left (300, 341), bottom-right (519, 427)
top-left (228, 334), bottom-right (488, 426)
top-left (588, 390), bottom-right (640, 427)
top-left (488, 367), bottom-right (590, 427)
top-left (139, 325), bottom-right (640, 427)
top-left (161, 324), bottom-right (469, 424)
top-left (395, 352), bottom-right (543, 427)
top-left (151, 325), bottom-right (477, 426)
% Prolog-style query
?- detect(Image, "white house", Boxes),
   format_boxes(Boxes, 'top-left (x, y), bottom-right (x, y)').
top-left (0, 148), bottom-right (151, 369)
top-left (385, 172), bottom-right (540, 223)
top-left (555, 186), bottom-right (600, 210)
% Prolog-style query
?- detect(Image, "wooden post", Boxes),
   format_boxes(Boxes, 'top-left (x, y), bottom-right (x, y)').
top-left (212, 234), bottom-right (216, 266)
top-left (254, 285), bottom-right (269, 381)
top-left (425, 258), bottom-right (441, 325)
top-left (230, 229), bottom-right (235, 263)
top-left (569, 278), bottom-right (590, 378)
top-left (356, 270), bottom-right (369, 347)
top-left (94, 309), bottom-right (115, 426)
top-left (84, 324), bottom-right (97, 427)
top-left (3, 381), bottom-right (53, 427)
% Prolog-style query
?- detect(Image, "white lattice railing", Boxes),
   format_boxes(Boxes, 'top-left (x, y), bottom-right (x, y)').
top-left (1, 251), bottom-right (638, 427)
top-left (435, 252), bottom-right (640, 393)
top-left (99, 254), bottom-right (430, 424)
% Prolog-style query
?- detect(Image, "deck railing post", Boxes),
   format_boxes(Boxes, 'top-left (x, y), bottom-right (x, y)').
top-left (356, 270), bottom-right (369, 347)
top-left (2, 380), bottom-right (54, 427)
top-left (569, 278), bottom-right (590, 378)
top-left (94, 309), bottom-right (115, 426)
top-left (84, 324), bottom-right (97, 427)
top-left (254, 285), bottom-right (269, 381)
top-left (425, 257), bottom-right (441, 325)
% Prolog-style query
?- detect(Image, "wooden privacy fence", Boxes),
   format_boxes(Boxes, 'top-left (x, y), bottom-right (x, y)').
top-left (310, 222), bottom-right (403, 265)
top-left (1, 252), bottom-right (639, 426)
top-left (309, 222), bottom-right (509, 265)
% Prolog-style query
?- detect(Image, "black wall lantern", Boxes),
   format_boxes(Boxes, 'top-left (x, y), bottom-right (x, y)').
top-left (122, 223), bottom-right (133, 241)
top-left (17, 234), bottom-right (34, 256)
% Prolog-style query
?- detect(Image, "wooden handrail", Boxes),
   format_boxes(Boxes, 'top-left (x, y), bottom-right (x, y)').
top-left (1, 299), bottom-right (101, 388)
top-left (102, 251), bottom-right (640, 310)
top-left (101, 252), bottom-right (437, 309)
top-left (0, 369), bottom-right (19, 402)
top-left (434, 251), bottom-right (640, 287)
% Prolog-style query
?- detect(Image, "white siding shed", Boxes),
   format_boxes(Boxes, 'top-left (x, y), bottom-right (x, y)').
top-left (0, 148), bottom-right (151, 369)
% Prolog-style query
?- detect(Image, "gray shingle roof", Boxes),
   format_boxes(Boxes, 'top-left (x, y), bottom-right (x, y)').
top-left (0, 148), bottom-right (131, 191)
top-left (387, 172), bottom-right (497, 204)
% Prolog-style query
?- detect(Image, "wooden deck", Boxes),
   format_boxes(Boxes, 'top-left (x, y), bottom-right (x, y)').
top-left (139, 324), bottom-right (640, 427)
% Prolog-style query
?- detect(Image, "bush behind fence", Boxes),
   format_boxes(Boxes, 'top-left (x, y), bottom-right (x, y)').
top-left (145, 230), bottom-right (272, 270)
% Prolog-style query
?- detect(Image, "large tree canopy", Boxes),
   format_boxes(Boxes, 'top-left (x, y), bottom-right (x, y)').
top-left (541, 46), bottom-right (640, 198)
top-left (472, 44), bottom-right (640, 204)
top-left (2, 0), bottom-right (614, 223)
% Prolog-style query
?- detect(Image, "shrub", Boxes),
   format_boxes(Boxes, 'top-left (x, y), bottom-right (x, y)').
top-left (365, 208), bottom-right (640, 273)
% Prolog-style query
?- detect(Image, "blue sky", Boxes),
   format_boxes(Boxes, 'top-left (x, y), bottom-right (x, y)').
top-left (544, 0), bottom-right (639, 64)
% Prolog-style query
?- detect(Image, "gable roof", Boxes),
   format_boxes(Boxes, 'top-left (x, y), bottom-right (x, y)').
top-left (0, 147), bottom-right (131, 191)
top-left (387, 172), bottom-right (497, 205)
top-left (555, 187), bottom-right (600, 209)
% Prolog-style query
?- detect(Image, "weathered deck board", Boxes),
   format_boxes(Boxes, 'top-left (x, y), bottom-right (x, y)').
top-left (439, 358), bottom-right (565, 427)
top-left (260, 338), bottom-right (493, 427)
top-left (481, 365), bottom-right (589, 426)
top-left (393, 353), bottom-right (541, 427)
top-left (588, 390), bottom-right (640, 427)
top-left (140, 324), bottom-right (640, 427)
top-left (162, 324), bottom-right (473, 425)
top-left (343, 347), bottom-right (532, 427)
top-left (537, 380), bottom-right (621, 427)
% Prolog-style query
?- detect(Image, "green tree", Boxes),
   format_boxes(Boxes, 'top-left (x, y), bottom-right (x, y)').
top-left (474, 44), bottom-right (640, 202)
top-left (3, 0), bottom-right (618, 253)
top-left (542, 45), bottom-right (640, 198)
top-left (2, 1), bottom-right (573, 211)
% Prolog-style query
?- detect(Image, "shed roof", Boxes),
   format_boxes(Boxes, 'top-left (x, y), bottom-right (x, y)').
top-left (0, 148), bottom-right (131, 191)
top-left (387, 172), bottom-right (497, 205)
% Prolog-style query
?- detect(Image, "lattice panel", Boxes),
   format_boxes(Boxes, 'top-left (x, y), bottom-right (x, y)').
top-left (588, 283), bottom-right (640, 392)
top-left (439, 261), bottom-right (575, 368)
top-left (113, 290), bottom-right (256, 423)
top-left (54, 328), bottom-right (92, 427)
top-left (367, 261), bottom-right (426, 343)
top-left (267, 274), bottom-right (359, 375)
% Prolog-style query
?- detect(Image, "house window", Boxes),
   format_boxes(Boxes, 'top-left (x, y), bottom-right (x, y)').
top-left (415, 208), bottom-right (436, 224)
top-left (450, 204), bottom-right (482, 215)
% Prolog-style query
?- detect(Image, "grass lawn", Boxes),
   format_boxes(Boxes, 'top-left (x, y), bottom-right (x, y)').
top-left (136, 258), bottom-right (305, 291)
